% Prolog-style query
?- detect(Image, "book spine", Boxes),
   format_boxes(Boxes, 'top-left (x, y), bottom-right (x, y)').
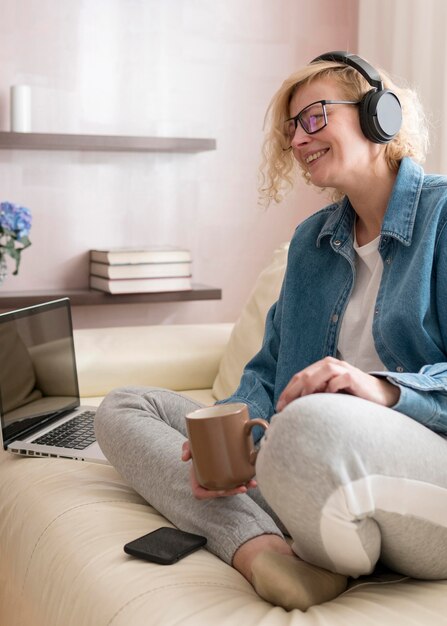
top-left (89, 275), bottom-right (192, 294)
top-left (90, 261), bottom-right (192, 279)
top-left (90, 249), bottom-right (192, 265)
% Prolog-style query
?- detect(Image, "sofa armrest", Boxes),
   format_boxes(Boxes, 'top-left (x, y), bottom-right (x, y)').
top-left (73, 323), bottom-right (233, 398)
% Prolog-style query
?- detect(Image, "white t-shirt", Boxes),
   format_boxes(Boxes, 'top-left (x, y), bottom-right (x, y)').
top-left (336, 231), bottom-right (386, 372)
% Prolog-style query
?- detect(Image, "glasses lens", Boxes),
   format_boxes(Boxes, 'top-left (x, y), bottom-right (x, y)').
top-left (300, 102), bottom-right (326, 134)
top-left (283, 119), bottom-right (297, 147)
top-left (283, 102), bottom-right (327, 147)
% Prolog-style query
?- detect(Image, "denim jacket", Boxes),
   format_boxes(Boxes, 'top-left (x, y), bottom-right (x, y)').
top-left (221, 157), bottom-right (447, 440)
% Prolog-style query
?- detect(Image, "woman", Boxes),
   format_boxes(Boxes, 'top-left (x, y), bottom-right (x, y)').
top-left (95, 52), bottom-right (447, 611)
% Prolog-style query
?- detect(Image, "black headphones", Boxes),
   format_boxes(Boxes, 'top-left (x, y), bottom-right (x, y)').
top-left (311, 51), bottom-right (402, 144)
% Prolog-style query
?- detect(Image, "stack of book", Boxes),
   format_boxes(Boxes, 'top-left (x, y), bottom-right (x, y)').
top-left (89, 247), bottom-right (193, 294)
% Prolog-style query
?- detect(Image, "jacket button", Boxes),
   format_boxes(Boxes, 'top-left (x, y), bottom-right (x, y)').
top-left (332, 314), bottom-right (339, 323)
top-left (396, 366), bottom-right (404, 373)
top-left (333, 240), bottom-right (341, 247)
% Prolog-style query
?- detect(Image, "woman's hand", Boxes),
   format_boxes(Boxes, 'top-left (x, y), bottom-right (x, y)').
top-left (181, 441), bottom-right (257, 500)
top-left (276, 356), bottom-right (400, 412)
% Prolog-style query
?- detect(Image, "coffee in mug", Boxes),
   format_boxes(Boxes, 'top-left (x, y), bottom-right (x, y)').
top-left (185, 402), bottom-right (269, 490)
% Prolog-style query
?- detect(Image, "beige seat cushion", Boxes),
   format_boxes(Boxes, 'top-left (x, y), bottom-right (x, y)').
top-left (212, 243), bottom-right (289, 400)
top-left (74, 324), bottom-right (233, 398)
top-left (1, 449), bottom-right (446, 626)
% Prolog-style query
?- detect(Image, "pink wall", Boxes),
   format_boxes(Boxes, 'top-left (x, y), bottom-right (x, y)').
top-left (0, 0), bottom-right (358, 328)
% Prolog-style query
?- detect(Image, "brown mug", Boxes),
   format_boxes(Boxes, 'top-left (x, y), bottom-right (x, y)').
top-left (185, 402), bottom-right (269, 490)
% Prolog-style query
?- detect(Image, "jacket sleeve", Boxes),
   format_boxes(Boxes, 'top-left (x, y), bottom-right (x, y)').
top-left (216, 295), bottom-right (282, 443)
top-left (374, 220), bottom-right (447, 436)
top-left (373, 365), bottom-right (447, 435)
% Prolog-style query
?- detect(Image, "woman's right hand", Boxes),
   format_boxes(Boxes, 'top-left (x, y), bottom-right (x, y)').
top-left (181, 440), bottom-right (257, 500)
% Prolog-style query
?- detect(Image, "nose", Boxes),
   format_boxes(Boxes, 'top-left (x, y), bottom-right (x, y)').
top-left (290, 123), bottom-right (311, 149)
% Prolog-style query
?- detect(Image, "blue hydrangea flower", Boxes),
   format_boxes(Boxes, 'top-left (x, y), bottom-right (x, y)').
top-left (0, 201), bottom-right (32, 276)
top-left (0, 202), bottom-right (32, 238)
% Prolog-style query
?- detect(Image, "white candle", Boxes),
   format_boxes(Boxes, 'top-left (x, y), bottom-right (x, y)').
top-left (10, 85), bottom-right (31, 132)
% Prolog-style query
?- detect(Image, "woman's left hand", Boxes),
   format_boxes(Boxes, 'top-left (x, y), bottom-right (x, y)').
top-left (276, 356), bottom-right (400, 412)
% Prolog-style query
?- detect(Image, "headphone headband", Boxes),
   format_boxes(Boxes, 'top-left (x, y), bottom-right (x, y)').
top-left (311, 51), bottom-right (383, 90)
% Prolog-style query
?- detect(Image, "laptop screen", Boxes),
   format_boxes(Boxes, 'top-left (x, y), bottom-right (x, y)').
top-left (0, 298), bottom-right (80, 448)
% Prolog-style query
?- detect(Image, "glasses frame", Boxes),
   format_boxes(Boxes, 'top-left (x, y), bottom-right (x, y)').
top-left (284, 99), bottom-right (360, 141)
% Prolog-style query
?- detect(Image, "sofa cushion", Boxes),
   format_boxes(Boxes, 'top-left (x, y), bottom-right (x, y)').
top-left (183, 389), bottom-right (216, 406)
top-left (74, 324), bottom-right (233, 399)
top-left (2, 449), bottom-right (446, 626)
top-left (212, 243), bottom-right (289, 400)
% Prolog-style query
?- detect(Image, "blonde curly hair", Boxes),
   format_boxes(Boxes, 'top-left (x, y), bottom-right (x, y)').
top-left (258, 59), bottom-right (429, 206)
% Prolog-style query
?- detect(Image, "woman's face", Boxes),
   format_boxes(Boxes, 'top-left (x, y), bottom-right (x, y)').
top-left (287, 76), bottom-right (382, 193)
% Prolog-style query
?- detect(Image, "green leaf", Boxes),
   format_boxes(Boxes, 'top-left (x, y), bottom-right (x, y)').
top-left (18, 236), bottom-right (32, 248)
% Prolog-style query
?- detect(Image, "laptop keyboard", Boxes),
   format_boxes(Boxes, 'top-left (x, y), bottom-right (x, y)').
top-left (32, 410), bottom-right (96, 450)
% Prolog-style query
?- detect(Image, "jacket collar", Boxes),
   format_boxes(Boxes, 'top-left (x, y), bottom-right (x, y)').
top-left (316, 157), bottom-right (424, 250)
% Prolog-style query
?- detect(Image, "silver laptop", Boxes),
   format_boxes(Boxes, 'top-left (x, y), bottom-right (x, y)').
top-left (0, 298), bottom-right (108, 464)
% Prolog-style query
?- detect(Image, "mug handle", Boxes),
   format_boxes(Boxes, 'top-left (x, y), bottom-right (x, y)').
top-left (244, 418), bottom-right (269, 466)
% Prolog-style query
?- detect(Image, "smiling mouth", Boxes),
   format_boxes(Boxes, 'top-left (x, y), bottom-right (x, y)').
top-left (305, 148), bottom-right (329, 165)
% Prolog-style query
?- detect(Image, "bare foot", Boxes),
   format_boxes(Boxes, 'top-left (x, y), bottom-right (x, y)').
top-left (251, 551), bottom-right (348, 611)
top-left (232, 535), bottom-right (348, 611)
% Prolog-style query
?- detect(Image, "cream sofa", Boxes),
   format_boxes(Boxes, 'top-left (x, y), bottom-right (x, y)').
top-left (1, 243), bottom-right (446, 626)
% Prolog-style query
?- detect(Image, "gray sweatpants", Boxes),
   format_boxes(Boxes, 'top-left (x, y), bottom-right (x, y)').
top-left (94, 387), bottom-right (447, 579)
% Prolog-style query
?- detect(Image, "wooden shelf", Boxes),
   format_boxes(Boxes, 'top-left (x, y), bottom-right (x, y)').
top-left (0, 133), bottom-right (219, 312)
top-left (0, 284), bottom-right (222, 309)
top-left (0, 131), bottom-right (216, 153)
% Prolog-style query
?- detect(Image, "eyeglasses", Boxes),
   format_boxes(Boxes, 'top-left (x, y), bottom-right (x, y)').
top-left (283, 99), bottom-right (360, 148)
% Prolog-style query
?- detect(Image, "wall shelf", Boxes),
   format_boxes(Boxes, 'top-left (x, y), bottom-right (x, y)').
top-left (0, 131), bottom-right (216, 153)
top-left (0, 132), bottom-right (218, 315)
top-left (0, 284), bottom-right (222, 310)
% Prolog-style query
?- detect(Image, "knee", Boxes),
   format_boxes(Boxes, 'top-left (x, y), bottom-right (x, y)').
top-left (265, 393), bottom-right (346, 453)
top-left (96, 386), bottom-right (160, 417)
top-left (95, 386), bottom-right (138, 421)
top-left (258, 393), bottom-right (373, 480)
top-left (94, 386), bottom-right (153, 442)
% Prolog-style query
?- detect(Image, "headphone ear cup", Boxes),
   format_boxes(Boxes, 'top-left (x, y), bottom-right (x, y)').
top-left (358, 90), bottom-right (378, 142)
top-left (358, 89), bottom-right (402, 144)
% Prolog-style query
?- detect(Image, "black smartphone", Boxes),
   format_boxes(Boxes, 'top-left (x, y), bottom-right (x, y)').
top-left (123, 527), bottom-right (207, 565)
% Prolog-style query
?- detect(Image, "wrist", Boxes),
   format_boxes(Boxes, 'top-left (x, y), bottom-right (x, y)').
top-left (382, 380), bottom-right (401, 407)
